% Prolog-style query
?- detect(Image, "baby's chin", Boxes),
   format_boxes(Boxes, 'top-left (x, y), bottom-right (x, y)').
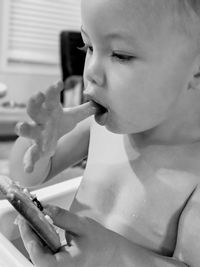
top-left (104, 122), bottom-right (151, 136)
top-left (101, 120), bottom-right (135, 134)
top-left (94, 109), bottom-right (153, 134)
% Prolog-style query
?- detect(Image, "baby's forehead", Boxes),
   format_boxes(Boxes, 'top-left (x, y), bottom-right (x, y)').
top-left (122, 0), bottom-right (199, 28)
top-left (112, 0), bottom-right (198, 39)
top-left (112, 0), bottom-right (180, 35)
top-left (117, 0), bottom-right (176, 13)
top-left (105, 0), bottom-right (179, 25)
top-left (82, 0), bottom-right (199, 50)
top-left (110, 0), bottom-right (194, 26)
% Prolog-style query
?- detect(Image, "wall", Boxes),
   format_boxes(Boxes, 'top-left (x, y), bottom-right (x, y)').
top-left (0, 1), bottom-right (60, 104)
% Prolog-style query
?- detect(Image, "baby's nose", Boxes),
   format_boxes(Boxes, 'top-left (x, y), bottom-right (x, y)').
top-left (84, 55), bottom-right (105, 87)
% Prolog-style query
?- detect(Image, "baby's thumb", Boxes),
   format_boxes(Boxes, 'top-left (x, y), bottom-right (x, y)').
top-left (44, 205), bottom-right (85, 237)
top-left (63, 101), bottom-right (97, 125)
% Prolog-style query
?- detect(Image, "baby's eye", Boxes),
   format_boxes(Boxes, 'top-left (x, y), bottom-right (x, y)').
top-left (78, 44), bottom-right (93, 54)
top-left (111, 52), bottom-right (135, 62)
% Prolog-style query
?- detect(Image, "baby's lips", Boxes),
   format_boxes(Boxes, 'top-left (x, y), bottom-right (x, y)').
top-left (64, 101), bottom-right (98, 124)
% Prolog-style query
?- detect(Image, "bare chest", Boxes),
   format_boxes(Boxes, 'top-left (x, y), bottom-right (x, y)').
top-left (70, 124), bottom-right (197, 256)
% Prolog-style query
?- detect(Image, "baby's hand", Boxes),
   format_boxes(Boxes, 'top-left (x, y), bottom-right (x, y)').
top-left (17, 205), bottom-right (122, 267)
top-left (15, 81), bottom-right (64, 172)
top-left (16, 81), bottom-right (97, 173)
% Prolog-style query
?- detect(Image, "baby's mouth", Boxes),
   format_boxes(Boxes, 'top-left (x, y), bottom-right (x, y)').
top-left (84, 93), bottom-right (109, 124)
top-left (91, 100), bottom-right (108, 116)
top-left (91, 100), bottom-right (109, 126)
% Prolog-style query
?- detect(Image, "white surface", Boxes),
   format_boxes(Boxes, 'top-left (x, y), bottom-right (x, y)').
top-left (0, 232), bottom-right (32, 267)
top-left (0, 176), bottom-right (81, 266)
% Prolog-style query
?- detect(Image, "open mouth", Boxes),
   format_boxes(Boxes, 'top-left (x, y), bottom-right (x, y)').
top-left (91, 100), bottom-right (109, 126)
top-left (84, 94), bottom-right (109, 125)
top-left (92, 100), bottom-right (108, 115)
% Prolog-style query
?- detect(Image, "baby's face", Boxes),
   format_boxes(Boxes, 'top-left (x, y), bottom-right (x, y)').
top-left (81, 0), bottom-right (197, 134)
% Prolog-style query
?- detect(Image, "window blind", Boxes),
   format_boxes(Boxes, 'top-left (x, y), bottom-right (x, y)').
top-left (7, 0), bottom-right (81, 68)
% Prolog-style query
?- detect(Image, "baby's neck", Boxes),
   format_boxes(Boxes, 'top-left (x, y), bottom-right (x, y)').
top-left (130, 118), bottom-right (200, 148)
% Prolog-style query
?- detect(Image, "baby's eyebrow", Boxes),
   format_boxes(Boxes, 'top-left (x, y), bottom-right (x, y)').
top-left (81, 25), bottom-right (135, 42)
top-left (80, 26), bottom-right (142, 53)
top-left (105, 30), bottom-right (139, 45)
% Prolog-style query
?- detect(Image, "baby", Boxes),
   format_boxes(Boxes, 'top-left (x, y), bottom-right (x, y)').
top-left (10, 0), bottom-right (200, 266)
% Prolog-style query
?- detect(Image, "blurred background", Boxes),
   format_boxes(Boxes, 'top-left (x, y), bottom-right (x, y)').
top-left (0, 0), bottom-right (85, 183)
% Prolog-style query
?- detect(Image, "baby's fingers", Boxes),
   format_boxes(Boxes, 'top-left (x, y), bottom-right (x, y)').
top-left (17, 217), bottom-right (54, 267)
top-left (27, 92), bottom-right (47, 124)
top-left (44, 205), bottom-right (85, 237)
top-left (64, 101), bottom-right (97, 126)
top-left (15, 122), bottom-right (42, 140)
top-left (23, 144), bottom-right (41, 173)
top-left (45, 81), bottom-right (63, 110)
